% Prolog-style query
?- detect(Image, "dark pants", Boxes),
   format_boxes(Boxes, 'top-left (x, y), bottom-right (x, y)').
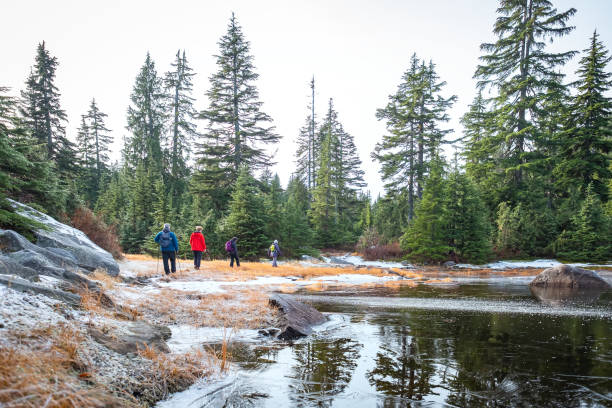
top-left (193, 251), bottom-right (202, 268)
top-left (162, 251), bottom-right (176, 274)
top-left (230, 252), bottom-right (240, 267)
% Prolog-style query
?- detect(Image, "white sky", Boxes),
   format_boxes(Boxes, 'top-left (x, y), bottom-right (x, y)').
top-left (2, 0), bottom-right (611, 197)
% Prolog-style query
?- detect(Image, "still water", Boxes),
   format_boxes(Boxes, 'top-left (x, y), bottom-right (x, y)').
top-left (159, 277), bottom-right (612, 407)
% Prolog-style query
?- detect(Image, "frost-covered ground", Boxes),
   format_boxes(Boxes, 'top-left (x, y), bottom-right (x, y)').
top-left (456, 259), bottom-right (612, 270)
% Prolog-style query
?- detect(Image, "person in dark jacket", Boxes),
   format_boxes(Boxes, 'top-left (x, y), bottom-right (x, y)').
top-left (154, 223), bottom-right (179, 275)
top-left (228, 237), bottom-right (240, 267)
top-left (271, 240), bottom-right (281, 267)
top-left (189, 226), bottom-right (206, 270)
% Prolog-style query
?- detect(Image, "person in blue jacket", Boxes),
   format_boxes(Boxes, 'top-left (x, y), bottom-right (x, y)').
top-left (154, 223), bottom-right (179, 275)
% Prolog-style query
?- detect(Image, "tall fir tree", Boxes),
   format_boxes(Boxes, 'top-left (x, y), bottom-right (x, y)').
top-left (374, 54), bottom-right (455, 223)
top-left (195, 13), bottom-right (279, 211)
top-left (20, 41), bottom-right (76, 178)
top-left (125, 53), bottom-right (166, 175)
top-left (473, 0), bottom-right (577, 203)
top-left (86, 99), bottom-right (112, 194)
top-left (294, 77), bottom-right (318, 191)
top-left (164, 50), bottom-right (198, 210)
top-left (122, 53), bottom-right (166, 251)
top-left (554, 30), bottom-right (612, 201)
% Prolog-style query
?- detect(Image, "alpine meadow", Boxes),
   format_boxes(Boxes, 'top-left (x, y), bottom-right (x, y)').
top-left (2, 2), bottom-right (612, 407)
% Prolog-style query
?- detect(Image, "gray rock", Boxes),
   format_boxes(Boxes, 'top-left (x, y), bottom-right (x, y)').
top-left (530, 285), bottom-right (606, 306)
top-left (0, 229), bottom-right (79, 271)
top-left (529, 265), bottom-right (610, 289)
top-left (0, 275), bottom-right (81, 306)
top-left (5, 249), bottom-right (99, 292)
top-left (0, 255), bottom-right (39, 280)
top-left (9, 200), bottom-right (119, 276)
top-left (329, 256), bottom-right (352, 265)
top-left (269, 294), bottom-right (327, 340)
top-left (88, 320), bottom-right (172, 355)
top-left (443, 261), bottom-right (456, 269)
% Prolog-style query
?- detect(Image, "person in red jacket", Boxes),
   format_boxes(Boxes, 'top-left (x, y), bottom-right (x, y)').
top-left (189, 226), bottom-right (206, 270)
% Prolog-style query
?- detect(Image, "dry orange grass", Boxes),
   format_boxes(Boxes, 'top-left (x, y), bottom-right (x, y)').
top-left (130, 287), bottom-right (277, 329)
top-left (181, 260), bottom-right (424, 282)
top-left (0, 325), bottom-right (140, 408)
top-left (123, 254), bottom-right (157, 261)
top-left (90, 269), bottom-right (122, 291)
top-left (137, 346), bottom-right (211, 400)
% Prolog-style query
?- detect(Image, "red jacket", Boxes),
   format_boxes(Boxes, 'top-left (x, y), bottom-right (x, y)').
top-left (189, 232), bottom-right (206, 251)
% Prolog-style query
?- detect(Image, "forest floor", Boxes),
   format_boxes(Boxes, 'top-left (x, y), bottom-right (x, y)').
top-left (0, 253), bottom-right (567, 408)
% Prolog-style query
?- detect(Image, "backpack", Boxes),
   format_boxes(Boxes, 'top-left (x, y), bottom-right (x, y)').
top-left (268, 244), bottom-right (275, 257)
top-left (160, 231), bottom-right (172, 249)
top-left (225, 240), bottom-right (233, 252)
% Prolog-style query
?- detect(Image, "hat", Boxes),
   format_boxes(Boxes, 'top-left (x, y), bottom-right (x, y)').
top-left (195, 226), bottom-right (203, 232)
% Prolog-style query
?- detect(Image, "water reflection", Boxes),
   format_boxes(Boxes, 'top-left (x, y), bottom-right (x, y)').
top-left (288, 338), bottom-right (362, 406)
top-left (366, 326), bottom-right (435, 404)
top-left (157, 283), bottom-right (612, 408)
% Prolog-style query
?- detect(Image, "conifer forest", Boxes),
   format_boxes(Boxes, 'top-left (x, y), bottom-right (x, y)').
top-left (2, 2), bottom-right (611, 265)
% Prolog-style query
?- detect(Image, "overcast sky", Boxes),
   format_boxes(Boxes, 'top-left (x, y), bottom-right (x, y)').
top-left (3, 0), bottom-right (611, 197)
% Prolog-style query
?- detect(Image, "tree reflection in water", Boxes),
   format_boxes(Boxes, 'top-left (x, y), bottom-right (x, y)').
top-left (366, 325), bottom-right (436, 407)
top-left (288, 338), bottom-right (362, 406)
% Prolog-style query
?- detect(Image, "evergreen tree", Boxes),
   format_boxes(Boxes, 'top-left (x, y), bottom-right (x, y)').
top-left (281, 176), bottom-right (314, 256)
top-left (125, 53), bottom-right (166, 175)
top-left (195, 13), bottom-right (279, 211)
top-left (555, 184), bottom-right (611, 261)
top-left (75, 114), bottom-right (96, 204)
top-left (86, 99), bottom-right (112, 194)
top-left (1, 86), bottom-right (64, 218)
top-left (309, 99), bottom-right (365, 246)
top-left (164, 50), bottom-right (198, 209)
top-left (374, 54), bottom-right (455, 222)
top-left (554, 31), bottom-right (612, 201)
top-left (461, 91), bottom-right (497, 207)
top-left (264, 174), bottom-right (283, 241)
top-left (221, 166), bottom-right (268, 259)
top-left (310, 127), bottom-right (339, 247)
top-left (444, 169), bottom-right (492, 263)
top-left (401, 157), bottom-right (449, 263)
top-left (294, 77), bottom-right (317, 190)
top-left (474, 0), bottom-right (577, 203)
top-left (19, 42), bottom-right (76, 178)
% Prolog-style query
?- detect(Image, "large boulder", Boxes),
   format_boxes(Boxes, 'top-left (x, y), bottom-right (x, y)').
top-left (88, 320), bottom-right (172, 355)
top-left (8, 200), bottom-right (119, 276)
top-left (529, 265), bottom-right (610, 290)
top-left (269, 294), bottom-right (327, 340)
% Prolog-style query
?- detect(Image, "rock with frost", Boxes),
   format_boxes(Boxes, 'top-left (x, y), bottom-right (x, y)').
top-left (269, 294), bottom-right (327, 340)
top-left (529, 264), bottom-right (610, 289)
top-left (0, 274), bottom-right (81, 306)
top-left (8, 200), bottom-right (119, 276)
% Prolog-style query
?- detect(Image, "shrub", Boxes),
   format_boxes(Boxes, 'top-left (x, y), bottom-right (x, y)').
top-left (71, 207), bottom-right (123, 259)
top-left (362, 242), bottom-right (405, 261)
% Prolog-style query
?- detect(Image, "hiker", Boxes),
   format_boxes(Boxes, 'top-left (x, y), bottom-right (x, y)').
top-left (268, 240), bottom-right (281, 267)
top-left (226, 237), bottom-right (240, 267)
top-left (189, 226), bottom-right (206, 270)
top-left (154, 223), bottom-right (179, 275)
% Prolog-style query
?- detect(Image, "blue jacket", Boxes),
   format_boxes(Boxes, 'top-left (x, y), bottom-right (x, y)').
top-left (154, 229), bottom-right (179, 252)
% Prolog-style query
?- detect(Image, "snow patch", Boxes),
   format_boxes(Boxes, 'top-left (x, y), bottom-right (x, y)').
top-left (456, 259), bottom-right (612, 270)
top-left (313, 273), bottom-right (401, 284)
